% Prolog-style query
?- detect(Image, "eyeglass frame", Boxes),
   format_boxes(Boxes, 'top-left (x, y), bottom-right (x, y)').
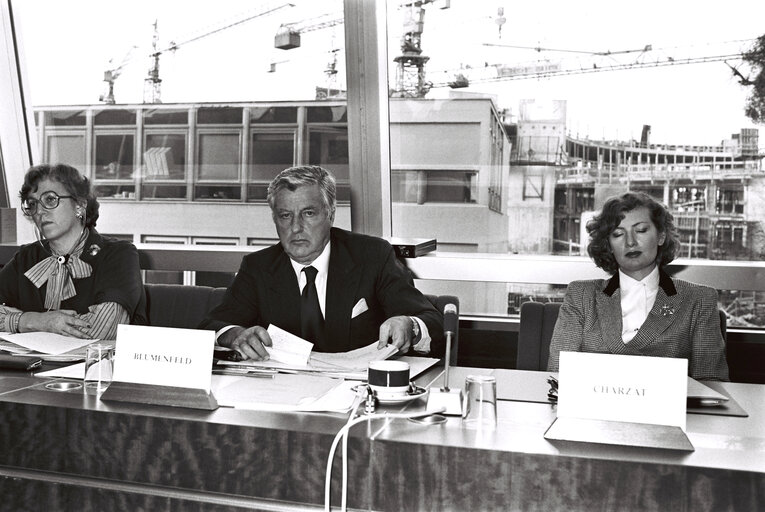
top-left (21, 191), bottom-right (77, 216)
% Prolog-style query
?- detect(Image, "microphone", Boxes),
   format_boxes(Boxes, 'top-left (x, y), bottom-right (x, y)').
top-left (443, 303), bottom-right (458, 336)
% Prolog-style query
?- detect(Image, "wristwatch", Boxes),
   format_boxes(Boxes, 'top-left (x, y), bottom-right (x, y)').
top-left (409, 316), bottom-right (421, 342)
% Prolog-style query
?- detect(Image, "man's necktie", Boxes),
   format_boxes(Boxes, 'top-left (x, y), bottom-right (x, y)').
top-left (300, 266), bottom-right (325, 348)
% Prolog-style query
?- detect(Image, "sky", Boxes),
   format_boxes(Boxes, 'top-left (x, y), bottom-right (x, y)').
top-left (14, 0), bottom-right (765, 146)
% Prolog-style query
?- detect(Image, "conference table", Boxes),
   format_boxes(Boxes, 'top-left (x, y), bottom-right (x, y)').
top-left (0, 363), bottom-right (762, 511)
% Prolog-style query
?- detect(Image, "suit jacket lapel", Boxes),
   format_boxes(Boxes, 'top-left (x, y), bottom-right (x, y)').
top-left (597, 274), bottom-right (629, 355)
top-left (325, 235), bottom-right (360, 351)
top-left (263, 249), bottom-right (302, 334)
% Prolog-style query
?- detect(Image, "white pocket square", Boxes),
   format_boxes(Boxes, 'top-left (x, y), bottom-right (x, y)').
top-left (351, 298), bottom-right (368, 319)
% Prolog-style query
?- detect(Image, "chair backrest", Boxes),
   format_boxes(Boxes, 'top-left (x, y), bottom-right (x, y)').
top-left (517, 302), bottom-right (729, 371)
top-left (426, 294), bottom-right (460, 366)
top-left (144, 283), bottom-right (227, 329)
top-left (517, 302), bottom-right (561, 371)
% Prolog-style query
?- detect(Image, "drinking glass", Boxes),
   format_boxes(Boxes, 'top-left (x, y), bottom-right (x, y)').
top-left (84, 343), bottom-right (114, 393)
top-left (463, 375), bottom-right (497, 430)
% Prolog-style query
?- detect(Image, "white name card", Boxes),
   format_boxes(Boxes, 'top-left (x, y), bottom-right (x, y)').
top-left (557, 351), bottom-right (688, 430)
top-left (113, 325), bottom-right (215, 392)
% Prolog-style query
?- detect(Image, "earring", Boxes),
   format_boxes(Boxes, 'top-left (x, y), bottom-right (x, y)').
top-left (76, 209), bottom-right (84, 220)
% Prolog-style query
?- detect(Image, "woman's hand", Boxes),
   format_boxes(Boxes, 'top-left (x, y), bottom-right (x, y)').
top-left (19, 310), bottom-right (92, 338)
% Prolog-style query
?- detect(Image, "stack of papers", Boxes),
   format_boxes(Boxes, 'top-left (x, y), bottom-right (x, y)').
top-left (0, 332), bottom-right (101, 361)
top-left (219, 343), bottom-right (399, 380)
top-left (218, 326), bottom-right (400, 380)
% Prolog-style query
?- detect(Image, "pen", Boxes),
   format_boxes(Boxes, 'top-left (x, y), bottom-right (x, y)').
top-left (212, 369), bottom-right (276, 379)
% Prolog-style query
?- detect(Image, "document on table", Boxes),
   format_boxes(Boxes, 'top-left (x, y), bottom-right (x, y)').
top-left (212, 373), bottom-right (358, 412)
top-left (0, 332), bottom-right (99, 361)
top-left (311, 343), bottom-right (398, 371)
top-left (218, 339), bottom-right (398, 379)
top-left (35, 362), bottom-right (87, 379)
top-left (265, 325), bottom-right (313, 366)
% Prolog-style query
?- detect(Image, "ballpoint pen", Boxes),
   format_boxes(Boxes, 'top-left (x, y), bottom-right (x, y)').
top-left (212, 368), bottom-right (277, 378)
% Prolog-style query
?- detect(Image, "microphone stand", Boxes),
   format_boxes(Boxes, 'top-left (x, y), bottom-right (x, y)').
top-left (443, 331), bottom-right (453, 391)
top-left (426, 328), bottom-right (464, 416)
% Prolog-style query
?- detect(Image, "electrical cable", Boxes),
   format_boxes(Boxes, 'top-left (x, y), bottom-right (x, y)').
top-left (323, 387), bottom-right (445, 512)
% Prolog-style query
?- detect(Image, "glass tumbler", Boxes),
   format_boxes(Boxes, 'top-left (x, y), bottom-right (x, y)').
top-left (462, 375), bottom-right (497, 430)
top-left (84, 343), bottom-right (114, 393)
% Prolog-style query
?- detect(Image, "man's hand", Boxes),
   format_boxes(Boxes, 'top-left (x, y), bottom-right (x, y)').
top-left (220, 325), bottom-right (272, 361)
top-left (19, 310), bottom-right (91, 338)
top-left (378, 315), bottom-right (414, 353)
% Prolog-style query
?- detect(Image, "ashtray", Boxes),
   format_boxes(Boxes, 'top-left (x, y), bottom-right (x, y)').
top-left (44, 381), bottom-right (83, 392)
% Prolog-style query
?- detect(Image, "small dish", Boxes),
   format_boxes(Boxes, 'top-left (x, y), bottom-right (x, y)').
top-left (44, 381), bottom-right (83, 392)
top-left (376, 386), bottom-right (427, 404)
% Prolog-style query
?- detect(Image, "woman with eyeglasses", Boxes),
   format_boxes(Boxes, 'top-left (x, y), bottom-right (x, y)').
top-left (0, 163), bottom-right (146, 340)
top-left (547, 191), bottom-right (729, 381)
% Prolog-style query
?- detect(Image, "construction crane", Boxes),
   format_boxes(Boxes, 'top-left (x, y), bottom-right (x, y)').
top-left (99, 46), bottom-right (137, 104)
top-left (144, 20), bottom-right (162, 104)
top-left (142, 2), bottom-right (294, 103)
top-left (429, 41), bottom-right (746, 90)
top-left (273, 11), bottom-right (344, 50)
top-left (390, 0), bottom-right (452, 98)
top-left (272, 11), bottom-right (345, 99)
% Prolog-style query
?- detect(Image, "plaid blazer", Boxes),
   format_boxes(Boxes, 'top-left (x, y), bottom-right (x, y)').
top-left (547, 270), bottom-right (729, 381)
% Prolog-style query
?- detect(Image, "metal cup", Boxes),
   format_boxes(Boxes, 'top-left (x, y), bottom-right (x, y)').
top-left (84, 343), bottom-right (114, 394)
top-left (462, 375), bottom-right (497, 430)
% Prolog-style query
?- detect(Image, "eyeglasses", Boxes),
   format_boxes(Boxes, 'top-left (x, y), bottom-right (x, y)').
top-left (21, 191), bottom-right (75, 216)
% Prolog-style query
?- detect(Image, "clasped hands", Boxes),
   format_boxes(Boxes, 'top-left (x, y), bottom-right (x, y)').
top-left (18, 309), bottom-right (92, 338)
top-left (221, 315), bottom-right (417, 361)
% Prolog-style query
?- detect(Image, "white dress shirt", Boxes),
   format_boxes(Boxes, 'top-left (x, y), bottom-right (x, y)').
top-left (619, 266), bottom-right (660, 343)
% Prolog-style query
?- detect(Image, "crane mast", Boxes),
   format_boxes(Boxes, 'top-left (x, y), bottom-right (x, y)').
top-left (391, 2), bottom-right (430, 98)
top-left (143, 21), bottom-right (162, 104)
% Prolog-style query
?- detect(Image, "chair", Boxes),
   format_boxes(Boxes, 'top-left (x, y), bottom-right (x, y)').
top-left (144, 283), bottom-right (227, 329)
top-left (517, 302), bottom-right (728, 371)
top-left (517, 302), bottom-right (561, 371)
top-left (425, 294), bottom-right (460, 366)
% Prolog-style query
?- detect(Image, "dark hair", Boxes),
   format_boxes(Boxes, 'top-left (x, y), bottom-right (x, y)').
top-left (586, 191), bottom-right (678, 274)
top-left (266, 165), bottom-right (336, 221)
top-left (20, 163), bottom-right (100, 228)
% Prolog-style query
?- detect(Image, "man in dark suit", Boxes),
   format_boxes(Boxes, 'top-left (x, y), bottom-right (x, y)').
top-left (199, 165), bottom-right (444, 360)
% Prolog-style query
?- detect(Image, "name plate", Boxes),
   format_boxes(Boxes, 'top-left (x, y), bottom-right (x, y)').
top-left (557, 351), bottom-right (688, 430)
top-left (113, 324), bottom-right (215, 392)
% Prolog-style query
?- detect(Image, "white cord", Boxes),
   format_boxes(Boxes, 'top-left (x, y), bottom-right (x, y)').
top-left (324, 405), bottom-right (446, 512)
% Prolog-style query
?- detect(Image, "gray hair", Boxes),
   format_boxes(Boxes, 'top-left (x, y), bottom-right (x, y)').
top-left (267, 165), bottom-right (337, 219)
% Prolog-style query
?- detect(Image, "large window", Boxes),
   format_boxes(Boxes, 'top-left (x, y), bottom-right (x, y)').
top-left (248, 131), bottom-right (295, 200)
top-left (10, 0), bottom-right (765, 328)
top-left (46, 134), bottom-right (85, 168)
top-left (196, 132), bottom-right (242, 200)
top-left (384, 1), bottom-right (765, 322)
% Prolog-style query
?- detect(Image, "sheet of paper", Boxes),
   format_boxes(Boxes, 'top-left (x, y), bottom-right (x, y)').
top-left (687, 377), bottom-right (728, 401)
top-left (311, 342), bottom-right (397, 371)
top-left (218, 340), bottom-right (398, 379)
top-left (35, 362), bottom-right (86, 379)
top-left (0, 332), bottom-right (97, 356)
top-left (211, 373), bottom-right (354, 411)
top-left (265, 325), bottom-right (313, 366)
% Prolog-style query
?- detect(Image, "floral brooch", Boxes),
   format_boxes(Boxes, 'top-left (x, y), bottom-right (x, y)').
top-left (88, 244), bottom-right (101, 257)
top-left (660, 304), bottom-right (675, 317)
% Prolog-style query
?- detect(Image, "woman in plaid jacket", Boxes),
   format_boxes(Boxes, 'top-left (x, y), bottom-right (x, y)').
top-left (547, 192), bottom-right (729, 381)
